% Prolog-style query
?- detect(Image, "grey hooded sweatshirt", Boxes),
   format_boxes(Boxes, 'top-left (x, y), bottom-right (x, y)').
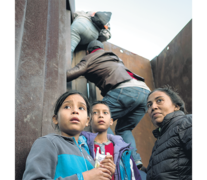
top-left (23, 134), bottom-right (95, 180)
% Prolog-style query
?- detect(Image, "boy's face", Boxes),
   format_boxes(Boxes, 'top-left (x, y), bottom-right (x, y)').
top-left (91, 104), bottom-right (113, 133)
top-left (53, 94), bottom-right (90, 137)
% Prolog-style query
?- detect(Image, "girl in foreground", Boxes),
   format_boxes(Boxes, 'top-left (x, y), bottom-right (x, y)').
top-left (23, 90), bottom-right (115, 180)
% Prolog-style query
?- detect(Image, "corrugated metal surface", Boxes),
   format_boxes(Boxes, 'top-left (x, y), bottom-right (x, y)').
top-left (150, 20), bottom-right (192, 113)
top-left (15, 0), bottom-right (72, 179)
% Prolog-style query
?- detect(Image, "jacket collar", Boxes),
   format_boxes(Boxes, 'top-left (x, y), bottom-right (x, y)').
top-left (81, 131), bottom-right (130, 148)
top-left (152, 110), bottom-right (185, 138)
top-left (91, 48), bottom-right (103, 53)
top-left (50, 133), bottom-right (85, 145)
top-left (80, 131), bottom-right (130, 161)
top-left (80, 131), bottom-right (97, 147)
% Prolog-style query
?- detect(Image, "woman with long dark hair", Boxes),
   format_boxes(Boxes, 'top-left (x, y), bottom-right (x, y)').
top-left (146, 86), bottom-right (192, 180)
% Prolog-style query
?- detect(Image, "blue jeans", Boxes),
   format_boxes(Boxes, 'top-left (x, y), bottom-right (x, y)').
top-left (138, 169), bottom-right (147, 180)
top-left (71, 17), bottom-right (99, 61)
top-left (102, 87), bottom-right (150, 164)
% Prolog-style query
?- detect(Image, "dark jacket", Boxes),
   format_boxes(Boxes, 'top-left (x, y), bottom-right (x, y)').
top-left (80, 131), bottom-right (142, 180)
top-left (67, 49), bottom-right (144, 96)
top-left (146, 111), bottom-right (192, 180)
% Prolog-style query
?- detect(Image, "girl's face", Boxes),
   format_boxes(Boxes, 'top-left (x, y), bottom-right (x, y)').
top-left (147, 91), bottom-right (180, 127)
top-left (53, 94), bottom-right (89, 137)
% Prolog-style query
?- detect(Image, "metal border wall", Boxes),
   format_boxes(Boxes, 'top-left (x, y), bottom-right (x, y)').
top-left (150, 20), bottom-right (192, 113)
top-left (15, 0), bottom-right (74, 179)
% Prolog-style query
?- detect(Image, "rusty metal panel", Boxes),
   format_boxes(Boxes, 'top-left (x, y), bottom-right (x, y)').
top-left (15, 0), bottom-right (49, 179)
top-left (15, 0), bottom-right (27, 75)
top-left (70, 47), bottom-right (88, 97)
top-left (41, 0), bottom-right (59, 136)
top-left (41, 0), bottom-right (70, 136)
top-left (57, 0), bottom-right (71, 95)
top-left (15, 0), bottom-right (70, 179)
top-left (150, 20), bottom-right (192, 114)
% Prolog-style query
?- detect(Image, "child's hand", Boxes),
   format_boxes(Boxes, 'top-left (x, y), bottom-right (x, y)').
top-left (100, 155), bottom-right (116, 175)
top-left (82, 167), bottom-right (112, 180)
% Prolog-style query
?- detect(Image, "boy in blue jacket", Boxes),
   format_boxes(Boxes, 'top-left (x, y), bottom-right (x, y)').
top-left (81, 101), bottom-right (145, 180)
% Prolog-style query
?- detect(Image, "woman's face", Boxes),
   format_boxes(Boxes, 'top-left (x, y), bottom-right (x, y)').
top-left (147, 91), bottom-right (180, 127)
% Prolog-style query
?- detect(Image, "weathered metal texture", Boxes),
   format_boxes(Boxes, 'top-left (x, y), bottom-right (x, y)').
top-left (15, 0), bottom-right (27, 76)
top-left (15, 1), bottom-right (48, 179)
top-left (96, 42), bottom-right (156, 167)
top-left (150, 20), bottom-right (192, 114)
top-left (41, 0), bottom-right (60, 136)
top-left (15, 0), bottom-right (71, 179)
top-left (70, 46), bottom-right (88, 95)
top-left (42, 0), bottom-right (71, 136)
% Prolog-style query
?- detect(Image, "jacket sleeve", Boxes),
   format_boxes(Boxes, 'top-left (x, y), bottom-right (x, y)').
top-left (178, 115), bottom-right (192, 157)
top-left (67, 59), bottom-right (87, 82)
top-left (22, 137), bottom-right (82, 180)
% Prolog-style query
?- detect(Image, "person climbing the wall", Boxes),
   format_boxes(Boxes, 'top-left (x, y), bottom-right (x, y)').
top-left (71, 11), bottom-right (112, 61)
top-left (66, 39), bottom-right (151, 169)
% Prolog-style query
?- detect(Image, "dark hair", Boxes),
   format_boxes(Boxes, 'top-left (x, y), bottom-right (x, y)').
top-left (147, 85), bottom-right (187, 114)
top-left (88, 46), bottom-right (101, 53)
top-left (53, 90), bottom-right (90, 130)
top-left (87, 40), bottom-right (104, 53)
top-left (89, 101), bottom-right (111, 132)
top-left (91, 101), bottom-right (111, 115)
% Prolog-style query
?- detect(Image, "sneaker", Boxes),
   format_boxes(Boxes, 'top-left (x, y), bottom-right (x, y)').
top-left (135, 160), bottom-right (143, 169)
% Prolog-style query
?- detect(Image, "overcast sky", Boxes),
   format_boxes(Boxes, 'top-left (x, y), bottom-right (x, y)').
top-left (75, 0), bottom-right (192, 60)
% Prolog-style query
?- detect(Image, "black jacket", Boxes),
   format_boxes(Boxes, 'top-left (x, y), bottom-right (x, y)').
top-left (146, 111), bottom-right (192, 180)
top-left (67, 49), bottom-right (144, 96)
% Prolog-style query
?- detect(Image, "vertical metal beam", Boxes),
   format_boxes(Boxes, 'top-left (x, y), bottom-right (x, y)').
top-left (41, 0), bottom-right (60, 136)
top-left (15, 0), bottom-right (71, 179)
top-left (15, 0), bottom-right (49, 179)
top-left (15, 0), bottom-right (27, 77)
top-left (150, 20), bottom-right (192, 113)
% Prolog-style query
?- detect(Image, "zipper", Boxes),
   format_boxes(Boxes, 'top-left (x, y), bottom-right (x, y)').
top-left (73, 137), bottom-right (88, 171)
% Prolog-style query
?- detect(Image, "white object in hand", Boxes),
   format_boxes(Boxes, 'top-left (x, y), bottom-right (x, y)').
top-left (94, 147), bottom-right (110, 168)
